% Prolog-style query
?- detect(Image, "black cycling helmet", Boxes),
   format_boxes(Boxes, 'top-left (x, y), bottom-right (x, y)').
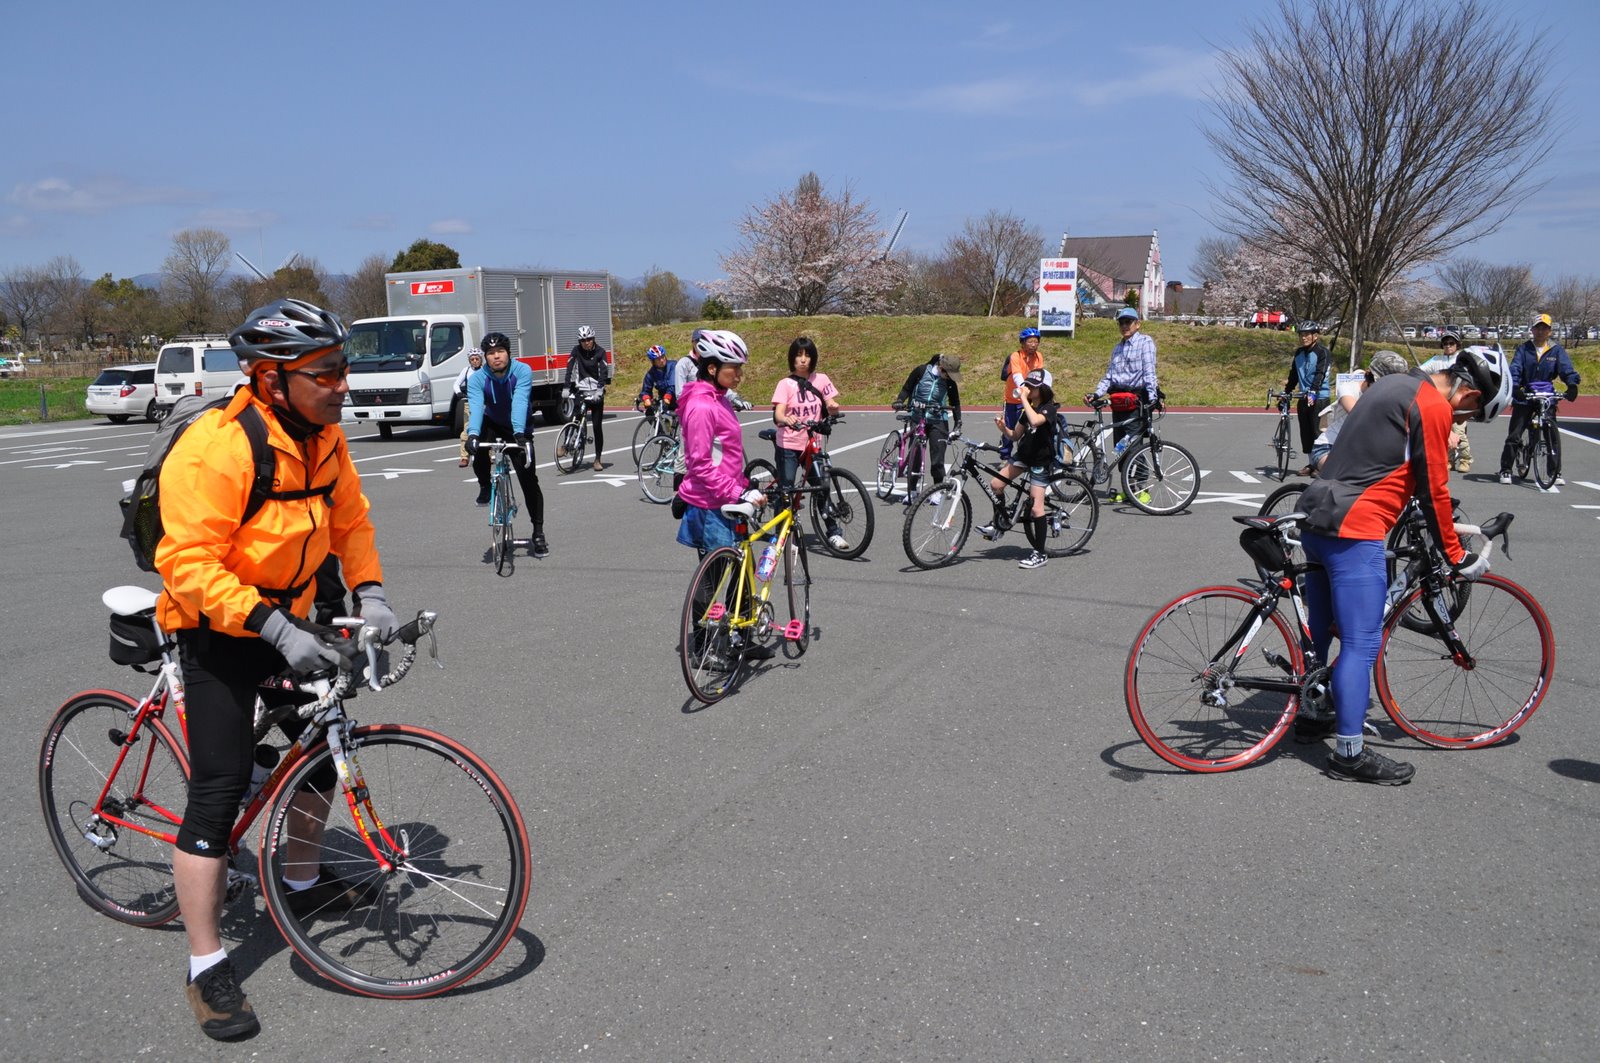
top-left (481, 332), bottom-right (511, 352)
top-left (1297, 320), bottom-right (1322, 334)
top-left (229, 298), bottom-right (346, 365)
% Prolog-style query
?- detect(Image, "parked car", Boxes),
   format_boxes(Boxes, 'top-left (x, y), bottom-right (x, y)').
top-left (85, 363), bottom-right (160, 423)
top-left (1460, 324), bottom-right (1481, 339)
top-left (0, 355), bottom-right (27, 378)
top-left (1401, 326), bottom-right (1418, 338)
top-left (153, 336), bottom-right (243, 414)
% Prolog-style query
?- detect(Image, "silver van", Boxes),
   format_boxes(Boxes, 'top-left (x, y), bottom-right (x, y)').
top-left (153, 337), bottom-right (242, 413)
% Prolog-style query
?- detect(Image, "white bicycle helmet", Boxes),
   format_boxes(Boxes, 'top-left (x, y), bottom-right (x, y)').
top-left (576, 325), bottom-right (596, 341)
top-left (692, 329), bottom-right (749, 364)
top-left (1456, 345), bottom-right (1512, 422)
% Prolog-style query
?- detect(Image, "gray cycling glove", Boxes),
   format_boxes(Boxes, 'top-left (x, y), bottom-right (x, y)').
top-left (260, 609), bottom-right (354, 675)
top-left (354, 583), bottom-right (399, 642)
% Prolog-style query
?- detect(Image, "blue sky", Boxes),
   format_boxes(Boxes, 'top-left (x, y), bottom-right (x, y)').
top-left (4, 0), bottom-right (1596, 290)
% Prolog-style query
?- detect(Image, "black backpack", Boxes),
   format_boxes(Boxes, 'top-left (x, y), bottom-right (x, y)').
top-left (117, 392), bottom-right (332, 573)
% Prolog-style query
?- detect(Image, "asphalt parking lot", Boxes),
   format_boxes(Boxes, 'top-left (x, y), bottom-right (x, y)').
top-left (2, 408), bottom-right (1597, 1061)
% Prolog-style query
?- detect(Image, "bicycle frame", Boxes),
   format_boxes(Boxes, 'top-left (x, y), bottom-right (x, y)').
top-left (704, 502), bottom-right (807, 644)
top-left (939, 443), bottom-right (1043, 538)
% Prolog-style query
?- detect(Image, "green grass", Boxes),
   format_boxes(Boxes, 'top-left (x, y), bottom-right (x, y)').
top-left (616, 315), bottom-right (1600, 408)
top-left (0, 377), bottom-right (92, 425)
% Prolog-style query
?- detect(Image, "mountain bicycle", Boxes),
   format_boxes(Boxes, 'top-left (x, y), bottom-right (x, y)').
top-left (1508, 383), bottom-right (1565, 491)
top-left (632, 397), bottom-right (678, 467)
top-left (1062, 395), bottom-right (1200, 514)
top-left (555, 378), bottom-right (605, 473)
top-left (1264, 388), bottom-right (1305, 480)
top-left (482, 439), bottom-right (528, 574)
top-left (1124, 504), bottom-right (1552, 772)
top-left (743, 416), bottom-right (874, 560)
top-left (39, 587), bottom-right (532, 997)
top-left (679, 483), bottom-right (824, 704)
top-left (874, 404), bottom-right (935, 501)
top-left (901, 433), bottom-right (1099, 569)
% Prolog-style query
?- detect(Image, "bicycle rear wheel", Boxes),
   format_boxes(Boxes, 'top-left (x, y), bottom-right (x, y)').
top-left (637, 435), bottom-right (677, 504)
top-left (39, 692), bottom-right (189, 927)
top-left (631, 415), bottom-right (656, 466)
top-left (555, 423), bottom-right (583, 473)
top-left (1531, 427), bottom-right (1556, 490)
top-left (1121, 440), bottom-right (1200, 515)
top-left (810, 467), bottom-right (873, 560)
top-left (1375, 574), bottom-right (1554, 748)
top-left (874, 430), bottom-right (901, 500)
top-left (1125, 587), bottom-right (1301, 772)
top-left (1042, 471), bottom-right (1098, 556)
top-left (258, 724), bottom-right (532, 998)
top-left (902, 481), bottom-right (969, 569)
top-left (680, 546), bottom-right (748, 704)
top-left (782, 536), bottom-right (811, 659)
top-left (743, 458), bottom-right (777, 499)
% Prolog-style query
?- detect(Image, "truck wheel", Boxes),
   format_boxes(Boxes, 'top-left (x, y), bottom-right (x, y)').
top-left (378, 423), bottom-right (393, 440)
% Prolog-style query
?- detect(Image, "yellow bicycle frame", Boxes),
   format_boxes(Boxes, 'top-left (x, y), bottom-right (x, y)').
top-left (701, 502), bottom-right (801, 637)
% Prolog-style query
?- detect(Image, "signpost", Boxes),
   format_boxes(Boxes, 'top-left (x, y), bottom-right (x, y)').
top-left (1037, 258), bottom-right (1077, 337)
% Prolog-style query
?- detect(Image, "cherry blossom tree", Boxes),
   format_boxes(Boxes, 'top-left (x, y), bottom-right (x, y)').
top-left (715, 173), bottom-right (903, 316)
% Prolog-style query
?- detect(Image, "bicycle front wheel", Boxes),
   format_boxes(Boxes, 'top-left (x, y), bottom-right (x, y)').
top-left (1126, 587), bottom-right (1301, 772)
top-left (874, 430), bottom-right (901, 500)
top-left (555, 423), bottom-right (583, 473)
top-left (1121, 439), bottom-right (1200, 515)
top-left (1531, 428), bottom-right (1556, 490)
top-left (1375, 574), bottom-right (1555, 748)
top-left (810, 467), bottom-right (873, 560)
top-left (1042, 471), bottom-right (1098, 556)
top-left (782, 536), bottom-right (812, 659)
top-left (258, 724), bottom-right (531, 998)
top-left (902, 481), bottom-right (969, 569)
top-left (631, 415), bottom-right (655, 466)
top-left (1271, 419), bottom-right (1293, 480)
top-left (680, 546), bottom-right (748, 704)
top-left (637, 435), bottom-right (677, 504)
top-left (39, 692), bottom-right (190, 927)
top-left (491, 477), bottom-right (515, 575)
top-left (1062, 428), bottom-right (1099, 484)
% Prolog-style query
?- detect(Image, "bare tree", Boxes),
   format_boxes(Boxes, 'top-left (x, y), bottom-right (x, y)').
top-left (1477, 263), bottom-right (1541, 328)
top-left (941, 210), bottom-right (1045, 317)
top-left (38, 255), bottom-right (92, 346)
top-left (638, 267), bottom-right (692, 325)
top-left (1436, 258), bottom-right (1489, 323)
top-left (334, 253), bottom-right (391, 321)
top-left (162, 228), bottom-right (233, 333)
top-left (891, 251), bottom-right (966, 315)
top-left (1544, 275), bottom-right (1600, 344)
top-left (0, 263), bottom-right (60, 347)
top-left (716, 173), bottom-right (904, 316)
top-left (1190, 236), bottom-right (1240, 287)
top-left (1206, 0), bottom-right (1558, 366)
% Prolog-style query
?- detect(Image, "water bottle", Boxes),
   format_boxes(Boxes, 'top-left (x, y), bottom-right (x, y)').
top-left (1114, 437), bottom-right (1129, 456)
top-left (755, 540), bottom-right (779, 583)
top-left (240, 744), bottom-right (280, 810)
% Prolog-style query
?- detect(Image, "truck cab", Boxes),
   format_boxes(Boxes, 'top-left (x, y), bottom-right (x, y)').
top-left (343, 317), bottom-right (467, 438)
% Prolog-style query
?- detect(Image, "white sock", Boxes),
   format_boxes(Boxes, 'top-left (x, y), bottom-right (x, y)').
top-left (283, 872), bottom-right (321, 892)
top-left (190, 948), bottom-right (227, 980)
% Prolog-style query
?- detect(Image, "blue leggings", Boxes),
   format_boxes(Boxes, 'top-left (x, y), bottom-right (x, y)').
top-left (1300, 532), bottom-right (1386, 739)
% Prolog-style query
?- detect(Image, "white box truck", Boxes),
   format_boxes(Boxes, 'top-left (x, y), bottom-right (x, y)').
top-left (343, 267), bottom-right (613, 437)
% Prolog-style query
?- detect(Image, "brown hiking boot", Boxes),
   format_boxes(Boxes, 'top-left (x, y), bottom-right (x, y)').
top-left (185, 959), bottom-right (259, 1040)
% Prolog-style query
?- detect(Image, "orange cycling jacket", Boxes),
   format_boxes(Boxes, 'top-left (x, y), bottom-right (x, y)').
top-left (155, 386), bottom-right (383, 637)
top-left (1003, 349), bottom-right (1044, 405)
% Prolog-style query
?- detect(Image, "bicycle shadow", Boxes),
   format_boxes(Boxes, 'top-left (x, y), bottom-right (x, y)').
top-left (1549, 758), bottom-right (1600, 784)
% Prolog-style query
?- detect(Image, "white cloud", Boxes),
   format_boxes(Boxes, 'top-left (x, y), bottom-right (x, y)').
top-left (186, 207), bottom-right (280, 231)
top-left (1072, 47), bottom-right (1221, 107)
top-left (348, 213), bottom-right (396, 231)
top-left (429, 218), bottom-right (473, 235)
top-left (8, 175), bottom-right (203, 214)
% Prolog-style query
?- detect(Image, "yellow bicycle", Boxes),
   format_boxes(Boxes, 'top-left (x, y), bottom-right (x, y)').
top-left (679, 487), bottom-right (818, 704)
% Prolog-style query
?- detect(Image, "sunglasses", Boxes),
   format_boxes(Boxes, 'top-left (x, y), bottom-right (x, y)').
top-left (289, 361), bottom-right (350, 387)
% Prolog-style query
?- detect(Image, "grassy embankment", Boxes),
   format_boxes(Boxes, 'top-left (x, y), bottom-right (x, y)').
top-left (615, 315), bottom-right (1600, 409)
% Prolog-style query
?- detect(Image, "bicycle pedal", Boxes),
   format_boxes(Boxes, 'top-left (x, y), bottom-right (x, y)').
top-left (1262, 649), bottom-right (1293, 674)
top-left (706, 603), bottom-right (726, 621)
top-left (780, 619), bottom-right (807, 641)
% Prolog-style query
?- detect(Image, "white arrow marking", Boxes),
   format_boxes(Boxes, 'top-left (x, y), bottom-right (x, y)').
top-left (372, 468), bottom-right (429, 480)
top-left (27, 459), bottom-right (104, 469)
top-left (1231, 470), bottom-right (1261, 483)
top-left (560, 476), bottom-right (633, 487)
top-left (1576, 481), bottom-right (1600, 491)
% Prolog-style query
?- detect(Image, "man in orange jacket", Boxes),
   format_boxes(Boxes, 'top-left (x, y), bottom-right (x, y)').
top-left (155, 298), bottom-right (398, 1041)
top-left (1000, 327), bottom-right (1046, 460)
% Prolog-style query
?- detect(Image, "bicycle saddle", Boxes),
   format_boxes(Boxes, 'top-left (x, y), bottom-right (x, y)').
top-left (1232, 513), bottom-right (1304, 531)
top-left (103, 585), bottom-right (159, 616)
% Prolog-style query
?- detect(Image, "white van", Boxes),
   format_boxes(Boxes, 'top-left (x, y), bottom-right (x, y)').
top-left (153, 336), bottom-right (242, 414)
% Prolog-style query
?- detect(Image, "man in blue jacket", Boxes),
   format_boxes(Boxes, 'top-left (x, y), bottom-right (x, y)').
top-left (1285, 321), bottom-right (1332, 475)
top-left (1497, 313), bottom-right (1581, 485)
top-left (467, 332), bottom-right (548, 556)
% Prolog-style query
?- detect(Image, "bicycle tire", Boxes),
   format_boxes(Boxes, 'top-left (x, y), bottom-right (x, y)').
top-left (1270, 417), bottom-right (1293, 480)
top-left (874, 430), bottom-right (901, 500)
top-left (257, 724), bottom-right (532, 999)
top-left (902, 480), bottom-right (970, 569)
top-left (555, 423), bottom-right (583, 473)
top-left (39, 691), bottom-right (190, 927)
top-left (810, 467), bottom-right (873, 560)
top-left (631, 415), bottom-right (656, 466)
top-left (1063, 428), bottom-right (1101, 486)
top-left (1385, 502), bottom-right (1474, 634)
top-left (1374, 574), bottom-right (1555, 748)
top-left (637, 434), bottom-right (677, 504)
top-left (782, 535), bottom-right (811, 659)
top-left (1121, 439), bottom-right (1200, 515)
top-left (1512, 435), bottom-right (1530, 480)
top-left (743, 458), bottom-right (778, 507)
top-left (1531, 428), bottom-right (1556, 490)
top-left (680, 546), bottom-right (747, 704)
top-left (1042, 471), bottom-right (1098, 556)
top-left (1125, 586), bottom-right (1301, 772)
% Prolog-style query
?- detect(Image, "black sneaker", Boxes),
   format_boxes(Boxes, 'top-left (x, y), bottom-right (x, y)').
top-left (475, 486), bottom-right (491, 505)
top-left (1325, 748), bottom-right (1415, 785)
top-left (1293, 714), bottom-right (1336, 744)
top-left (530, 534), bottom-right (549, 558)
top-left (185, 959), bottom-right (259, 1041)
top-left (284, 865), bottom-right (378, 919)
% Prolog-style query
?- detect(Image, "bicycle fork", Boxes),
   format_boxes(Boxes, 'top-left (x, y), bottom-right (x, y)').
top-left (324, 721), bottom-right (404, 873)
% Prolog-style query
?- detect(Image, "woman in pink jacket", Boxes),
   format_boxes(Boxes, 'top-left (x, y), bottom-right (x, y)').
top-left (676, 329), bottom-right (762, 556)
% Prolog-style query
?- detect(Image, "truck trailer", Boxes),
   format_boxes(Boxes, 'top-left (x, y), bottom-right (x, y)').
top-left (343, 267), bottom-right (613, 437)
